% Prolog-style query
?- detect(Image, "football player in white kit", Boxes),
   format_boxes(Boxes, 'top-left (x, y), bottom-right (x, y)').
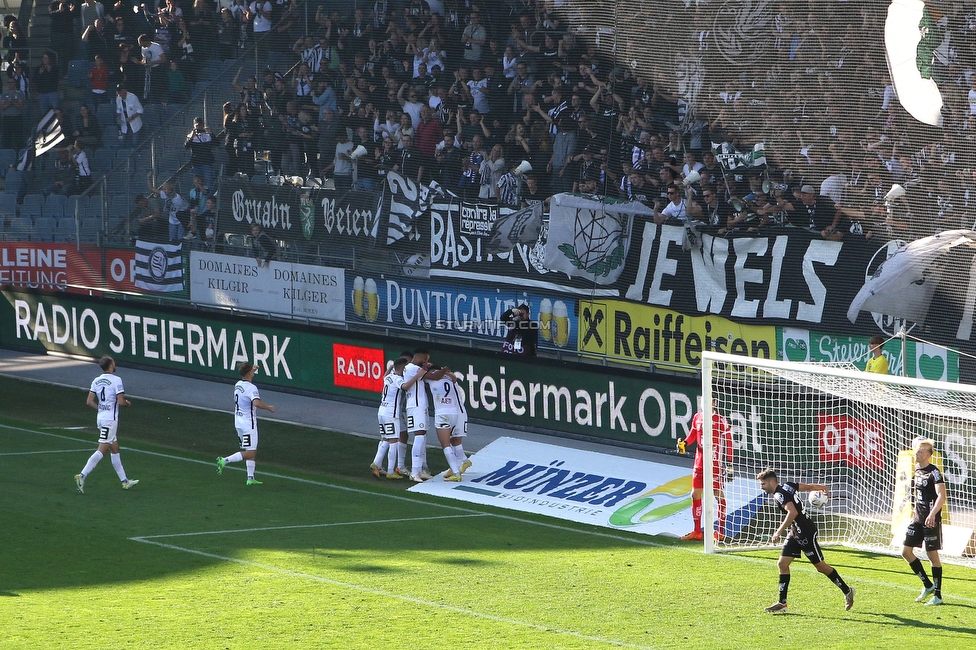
top-left (429, 366), bottom-right (472, 482)
top-left (373, 357), bottom-right (426, 479)
top-left (217, 362), bottom-right (275, 485)
top-left (403, 349), bottom-right (448, 482)
top-left (75, 356), bottom-right (138, 493)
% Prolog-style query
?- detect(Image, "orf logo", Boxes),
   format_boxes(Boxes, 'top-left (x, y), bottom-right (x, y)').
top-left (148, 246), bottom-right (169, 282)
top-left (333, 343), bottom-right (385, 392)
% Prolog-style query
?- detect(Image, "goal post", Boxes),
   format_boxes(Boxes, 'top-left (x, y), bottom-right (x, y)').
top-left (700, 351), bottom-right (976, 566)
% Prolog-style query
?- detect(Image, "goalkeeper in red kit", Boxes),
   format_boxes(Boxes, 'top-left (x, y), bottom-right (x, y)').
top-left (677, 398), bottom-right (733, 541)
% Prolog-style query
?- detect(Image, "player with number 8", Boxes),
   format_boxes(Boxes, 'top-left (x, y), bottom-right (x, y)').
top-left (217, 361), bottom-right (275, 485)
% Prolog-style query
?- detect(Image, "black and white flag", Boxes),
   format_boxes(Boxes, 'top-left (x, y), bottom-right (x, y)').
top-left (134, 240), bottom-right (184, 292)
top-left (384, 171), bottom-right (443, 245)
top-left (17, 109), bottom-right (65, 171)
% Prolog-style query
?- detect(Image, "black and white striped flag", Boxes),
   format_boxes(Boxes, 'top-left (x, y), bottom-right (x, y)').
top-left (384, 172), bottom-right (443, 245)
top-left (134, 240), bottom-right (184, 292)
top-left (16, 109), bottom-right (64, 171)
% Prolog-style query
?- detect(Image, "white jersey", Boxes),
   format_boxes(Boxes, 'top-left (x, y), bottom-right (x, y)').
top-left (428, 376), bottom-right (465, 415)
top-left (234, 380), bottom-right (261, 430)
top-left (378, 373), bottom-right (405, 419)
top-left (403, 363), bottom-right (427, 410)
top-left (90, 373), bottom-right (124, 421)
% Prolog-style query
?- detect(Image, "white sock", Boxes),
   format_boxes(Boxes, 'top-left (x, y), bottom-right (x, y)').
top-left (443, 447), bottom-right (461, 474)
top-left (373, 440), bottom-right (390, 467)
top-left (246, 459), bottom-right (256, 479)
top-left (81, 450), bottom-right (103, 477)
top-left (453, 444), bottom-right (467, 464)
top-left (421, 440), bottom-right (429, 471)
top-left (110, 453), bottom-right (128, 482)
top-left (411, 434), bottom-right (426, 475)
top-left (397, 442), bottom-right (408, 470)
top-left (386, 441), bottom-right (398, 474)
top-left (225, 452), bottom-right (244, 464)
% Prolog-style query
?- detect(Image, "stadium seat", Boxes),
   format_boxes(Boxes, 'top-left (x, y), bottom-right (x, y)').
top-left (22, 193), bottom-right (44, 213)
top-left (78, 218), bottom-right (101, 243)
top-left (8, 216), bottom-right (33, 241)
top-left (66, 194), bottom-right (89, 218)
top-left (96, 103), bottom-right (116, 128)
top-left (20, 202), bottom-right (41, 220)
top-left (33, 216), bottom-right (57, 241)
top-left (0, 148), bottom-right (16, 176)
top-left (0, 191), bottom-right (17, 218)
top-left (44, 193), bottom-right (67, 219)
top-left (54, 218), bottom-right (77, 242)
top-left (67, 59), bottom-right (92, 89)
top-left (5, 170), bottom-right (25, 198)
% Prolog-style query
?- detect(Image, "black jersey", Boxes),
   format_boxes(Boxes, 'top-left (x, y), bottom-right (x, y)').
top-left (772, 481), bottom-right (817, 538)
top-left (912, 463), bottom-right (944, 524)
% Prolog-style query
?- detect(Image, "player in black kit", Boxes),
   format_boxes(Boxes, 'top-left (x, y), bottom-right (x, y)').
top-left (900, 438), bottom-right (947, 606)
top-left (757, 469), bottom-right (855, 613)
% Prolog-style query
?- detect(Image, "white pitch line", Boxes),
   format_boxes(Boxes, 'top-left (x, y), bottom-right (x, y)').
top-left (135, 514), bottom-right (489, 539)
top-left (6, 422), bottom-right (976, 605)
top-left (131, 536), bottom-right (659, 650)
top-left (0, 448), bottom-right (90, 456)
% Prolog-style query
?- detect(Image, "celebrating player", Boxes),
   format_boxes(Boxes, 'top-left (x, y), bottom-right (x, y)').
top-left (403, 349), bottom-right (447, 482)
top-left (757, 469), bottom-right (855, 614)
top-left (373, 357), bottom-right (426, 479)
top-left (217, 362), bottom-right (275, 485)
top-left (900, 438), bottom-right (946, 606)
top-left (428, 366), bottom-right (472, 482)
top-left (677, 397), bottom-right (733, 541)
top-left (75, 356), bottom-right (139, 493)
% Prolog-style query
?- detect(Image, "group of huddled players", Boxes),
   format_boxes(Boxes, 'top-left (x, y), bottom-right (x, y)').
top-left (372, 349), bottom-right (471, 483)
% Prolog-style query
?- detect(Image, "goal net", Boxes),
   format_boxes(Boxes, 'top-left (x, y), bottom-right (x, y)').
top-left (701, 351), bottom-right (976, 567)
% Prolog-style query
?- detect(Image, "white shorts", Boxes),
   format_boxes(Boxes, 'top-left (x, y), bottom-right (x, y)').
top-left (405, 406), bottom-right (428, 433)
top-left (378, 414), bottom-right (402, 439)
top-left (236, 426), bottom-right (259, 451)
top-left (434, 412), bottom-right (468, 437)
top-left (96, 418), bottom-right (119, 444)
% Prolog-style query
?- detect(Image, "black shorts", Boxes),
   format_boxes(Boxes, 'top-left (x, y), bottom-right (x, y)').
top-left (903, 520), bottom-right (942, 552)
top-left (782, 530), bottom-right (825, 564)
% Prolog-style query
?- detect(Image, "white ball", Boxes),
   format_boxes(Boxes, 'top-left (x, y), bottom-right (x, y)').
top-left (808, 490), bottom-right (829, 509)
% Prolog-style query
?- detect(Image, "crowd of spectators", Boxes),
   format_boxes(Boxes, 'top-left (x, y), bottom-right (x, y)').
top-left (4, 0), bottom-right (976, 249)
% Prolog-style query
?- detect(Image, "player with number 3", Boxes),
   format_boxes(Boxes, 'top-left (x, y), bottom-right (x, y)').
top-left (217, 362), bottom-right (275, 485)
top-left (75, 356), bottom-right (138, 493)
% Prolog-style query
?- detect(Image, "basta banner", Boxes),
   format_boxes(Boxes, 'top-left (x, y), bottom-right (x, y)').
top-left (344, 273), bottom-right (579, 353)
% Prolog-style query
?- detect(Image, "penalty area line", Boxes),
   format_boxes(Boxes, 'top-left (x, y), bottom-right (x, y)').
top-left (132, 514), bottom-right (489, 540)
top-left (131, 536), bottom-right (659, 650)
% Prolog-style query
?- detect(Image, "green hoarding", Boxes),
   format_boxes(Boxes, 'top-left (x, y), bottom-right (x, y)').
top-left (0, 290), bottom-right (700, 449)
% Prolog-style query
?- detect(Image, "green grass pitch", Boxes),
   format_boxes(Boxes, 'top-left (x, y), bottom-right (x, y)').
top-left (1, 376), bottom-right (975, 648)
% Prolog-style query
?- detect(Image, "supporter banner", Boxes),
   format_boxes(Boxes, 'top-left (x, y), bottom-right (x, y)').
top-left (219, 178), bottom-right (382, 247)
top-left (0, 243), bottom-right (117, 292)
top-left (778, 327), bottom-right (960, 382)
top-left (427, 196), bottom-right (618, 296)
top-left (189, 251), bottom-right (345, 323)
top-left (344, 273), bottom-right (579, 353)
top-left (134, 240), bottom-right (184, 292)
top-left (621, 223), bottom-right (872, 330)
top-left (577, 298), bottom-right (776, 372)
